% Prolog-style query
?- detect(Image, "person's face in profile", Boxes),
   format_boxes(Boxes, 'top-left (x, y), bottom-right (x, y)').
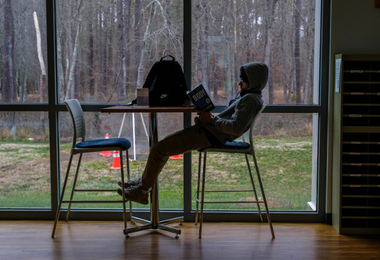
top-left (238, 78), bottom-right (249, 90)
top-left (239, 69), bottom-right (249, 90)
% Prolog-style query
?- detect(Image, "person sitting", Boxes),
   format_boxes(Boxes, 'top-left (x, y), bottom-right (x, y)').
top-left (117, 62), bottom-right (268, 204)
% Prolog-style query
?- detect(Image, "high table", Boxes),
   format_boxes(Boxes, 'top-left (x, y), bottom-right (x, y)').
top-left (101, 105), bottom-right (195, 237)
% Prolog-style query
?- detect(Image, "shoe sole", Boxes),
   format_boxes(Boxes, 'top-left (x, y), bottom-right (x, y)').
top-left (117, 188), bottom-right (148, 205)
top-left (125, 196), bottom-right (149, 205)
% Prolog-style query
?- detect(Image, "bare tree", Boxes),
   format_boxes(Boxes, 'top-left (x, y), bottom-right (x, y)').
top-left (32, 0), bottom-right (47, 103)
top-left (136, 2), bottom-right (157, 89)
top-left (123, 0), bottom-right (132, 99)
top-left (88, 0), bottom-right (95, 100)
top-left (294, 0), bottom-right (301, 104)
top-left (134, 0), bottom-right (144, 84)
top-left (262, 0), bottom-right (278, 105)
top-left (116, 0), bottom-right (125, 102)
top-left (2, 0), bottom-right (16, 103)
top-left (303, 0), bottom-right (315, 104)
top-left (65, 0), bottom-right (84, 100)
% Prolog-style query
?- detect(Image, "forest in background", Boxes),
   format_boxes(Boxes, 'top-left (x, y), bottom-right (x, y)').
top-left (1, 0), bottom-right (315, 106)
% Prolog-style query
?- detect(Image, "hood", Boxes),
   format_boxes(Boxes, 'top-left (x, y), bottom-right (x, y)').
top-left (241, 62), bottom-right (268, 94)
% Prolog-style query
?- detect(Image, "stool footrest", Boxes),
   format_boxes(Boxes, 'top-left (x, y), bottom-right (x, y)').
top-left (202, 189), bottom-right (256, 193)
top-left (74, 189), bottom-right (118, 192)
top-left (196, 200), bottom-right (264, 204)
top-left (194, 189), bottom-right (262, 203)
top-left (62, 200), bottom-right (126, 203)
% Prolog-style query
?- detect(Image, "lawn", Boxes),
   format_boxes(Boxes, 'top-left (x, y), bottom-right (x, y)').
top-left (0, 136), bottom-right (313, 211)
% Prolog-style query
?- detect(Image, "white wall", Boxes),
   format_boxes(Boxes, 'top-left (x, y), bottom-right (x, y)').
top-left (326, 0), bottom-right (380, 214)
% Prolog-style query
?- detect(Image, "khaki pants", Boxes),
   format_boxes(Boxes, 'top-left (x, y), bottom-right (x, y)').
top-left (141, 125), bottom-right (212, 191)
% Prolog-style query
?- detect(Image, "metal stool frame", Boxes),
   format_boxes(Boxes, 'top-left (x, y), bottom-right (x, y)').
top-left (52, 99), bottom-right (132, 238)
top-left (194, 105), bottom-right (275, 238)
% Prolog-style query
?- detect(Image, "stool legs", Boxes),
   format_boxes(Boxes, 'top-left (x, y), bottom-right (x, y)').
top-left (125, 150), bottom-right (133, 224)
top-left (52, 149), bottom-right (132, 238)
top-left (52, 151), bottom-right (74, 238)
top-left (119, 151), bottom-right (127, 230)
top-left (252, 151), bottom-right (275, 238)
top-left (245, 154), bottom-right (263, 222)
top-left (199, 152), bottom-right (207, 238)
top-left (195, 152), bottom-right (202, 225)
top-left (65, 153), bottom-right (83, 221)
top-left (195, 150), bottom-right (275, 239)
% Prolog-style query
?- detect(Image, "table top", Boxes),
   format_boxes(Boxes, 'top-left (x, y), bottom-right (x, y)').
top-left (101, 105), bottom-right (196, 113)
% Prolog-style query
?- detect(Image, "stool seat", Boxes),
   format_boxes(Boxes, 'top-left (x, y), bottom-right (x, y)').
top-left (199, 140), bottom-right (251, 152)
top-left (76, 138), bottom-right (131, 150)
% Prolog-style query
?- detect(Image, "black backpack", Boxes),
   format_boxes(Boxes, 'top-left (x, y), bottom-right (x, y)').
top-left (130, 55), bottom-right (188, 106)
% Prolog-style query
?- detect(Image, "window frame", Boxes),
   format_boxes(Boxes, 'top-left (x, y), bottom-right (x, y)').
top-left (0, 0), bottom-right (330, 223)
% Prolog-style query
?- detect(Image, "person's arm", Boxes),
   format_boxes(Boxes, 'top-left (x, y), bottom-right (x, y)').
top-left (211, 97), bottom-right (258, 137)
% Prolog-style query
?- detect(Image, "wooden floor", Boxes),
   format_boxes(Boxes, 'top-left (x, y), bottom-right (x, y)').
top-left (0, 220), bottom-right (379, 260)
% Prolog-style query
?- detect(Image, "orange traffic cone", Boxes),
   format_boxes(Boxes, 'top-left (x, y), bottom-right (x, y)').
top-left (99, 133), bottom-right (112, 157)
top-left (109, 151), bottom-right (126, 169)
top-left (169, 154), bottom-right (182, 160)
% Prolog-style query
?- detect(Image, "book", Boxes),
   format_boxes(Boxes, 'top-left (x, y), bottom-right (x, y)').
top-left (187, 84), bottom-right (215, 112)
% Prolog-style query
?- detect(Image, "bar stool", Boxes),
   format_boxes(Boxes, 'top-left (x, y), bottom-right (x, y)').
top-left (194, 105), bottom-right (274, 238)
top-left (52, 99), bottom-right (132, 238)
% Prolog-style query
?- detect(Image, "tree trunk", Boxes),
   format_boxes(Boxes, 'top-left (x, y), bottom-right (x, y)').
top-left (165, 0), bottom-right (171, 52)
top-left (136, 2), bottom-right (156, 89)
top-left (57, 31), bottom-right (65, 102)
top-left (2, 0), bottom-right (16, 103)
top-left (88, 0), bottom-right (95, 99)
top-left (232, 0), bottom-right (238, 90)
top-left (124, 0), bottom-right (131, 99)
top-left (116, 0), bottom-right (124, 102)
top-left (21, 71), bottom-right (27, 103)
top-left (279, 1), bottom-right (289, 104)
top-left (97, 3), bottom-right (103, 100)
top-left (201, 3), bottom-right (209, 90)
top-left (107, 4), bottom-right (114, 90)
top-left (294, 0), bottom-right (302, 104)
top-left (304, 0), bottom-right (315, 104)
top-left (134, 0), bottom-right (143, 84)
top-left (262, 0), bottom-right (278, 105)
top-left (65, 0), bottom-right (84, 100)
top-left (33, 2), bottom-right (46, 104)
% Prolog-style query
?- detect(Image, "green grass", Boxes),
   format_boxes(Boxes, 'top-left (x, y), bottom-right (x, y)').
top-left (0, 136), bottom-right (313, 211)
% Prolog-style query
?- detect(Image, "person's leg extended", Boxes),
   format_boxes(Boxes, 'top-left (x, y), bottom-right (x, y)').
top-left (141, 125), bottom-right (211, 191)
top-left (118, 125), bottom-right (212, 204)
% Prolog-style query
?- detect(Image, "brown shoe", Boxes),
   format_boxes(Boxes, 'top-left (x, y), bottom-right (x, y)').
top-left (117, 178), bottom-right (142, 189)
top-left (117, 186), bottom-right (149, 205)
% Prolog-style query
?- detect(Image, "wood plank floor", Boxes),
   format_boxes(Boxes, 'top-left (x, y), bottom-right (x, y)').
top-left (0, 220), bottom-right (379, 260)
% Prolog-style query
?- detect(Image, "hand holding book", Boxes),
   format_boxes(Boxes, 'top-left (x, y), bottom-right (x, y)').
top-left (197, 111), bottom-right (213, 123)
top-left (187, 84), bottom-right (215, 112)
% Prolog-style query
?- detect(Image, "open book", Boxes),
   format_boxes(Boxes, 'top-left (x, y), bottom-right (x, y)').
top-left (187, 84), bottom-right (215, 112)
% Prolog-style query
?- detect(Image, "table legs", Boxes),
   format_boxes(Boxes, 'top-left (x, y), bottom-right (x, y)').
top-left (123, 112), bottom-right (183, 237)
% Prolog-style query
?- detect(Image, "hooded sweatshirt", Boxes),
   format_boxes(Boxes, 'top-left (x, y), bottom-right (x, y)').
top-left (195, 62), bottom-right (268, 144)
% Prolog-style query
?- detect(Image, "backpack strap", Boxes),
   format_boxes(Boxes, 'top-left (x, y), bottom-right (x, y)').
top-left (160, 55), bottom-right (175, 61)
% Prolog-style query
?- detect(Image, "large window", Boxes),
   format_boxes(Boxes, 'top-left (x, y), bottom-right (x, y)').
top-left (190, 0), bottom-right (319, 212)
top-left (56, 0), bottom-right (184, 104)
top-left (191, 0), bottom-right (316, 106)
top-left (0, 0), bottom-right (328, 222)
top-left (0, 0), bottom-right (48, 104)
top-left (0, 112), bottom-right (50, 208)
